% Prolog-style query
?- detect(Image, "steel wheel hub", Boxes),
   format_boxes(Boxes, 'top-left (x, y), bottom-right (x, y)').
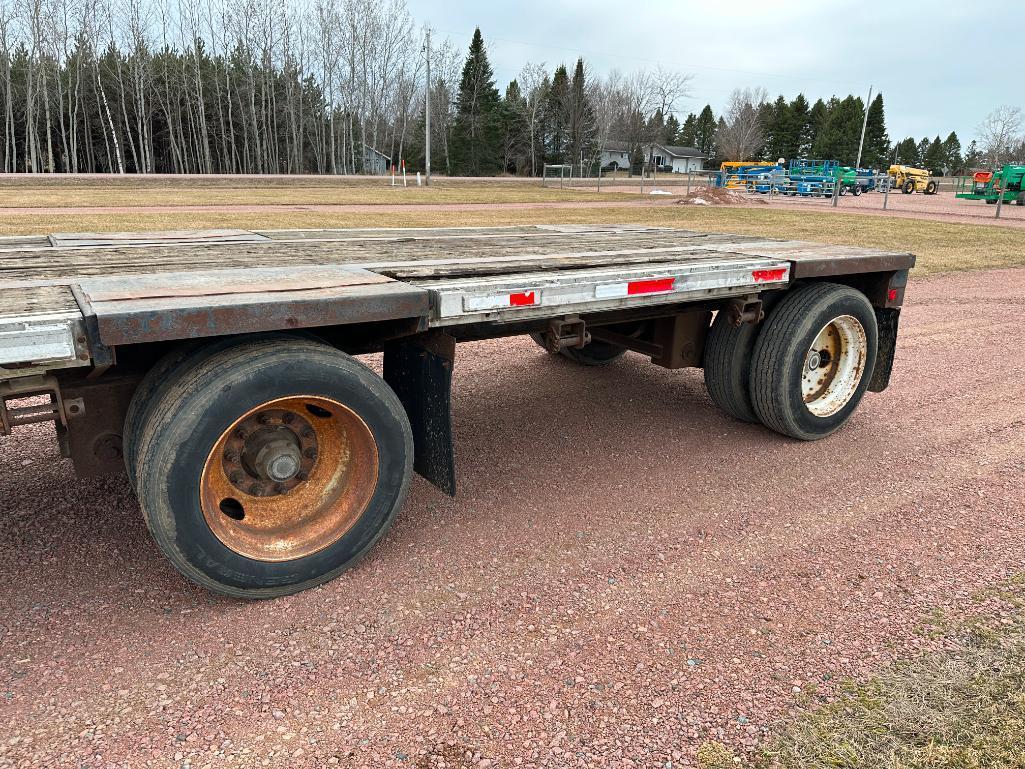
top-left (220, 409), bottom-right (318, 497)
top-left (801, 315), bottom-right (867, 418)
top-left (200, 396), bottom-right (379, 562)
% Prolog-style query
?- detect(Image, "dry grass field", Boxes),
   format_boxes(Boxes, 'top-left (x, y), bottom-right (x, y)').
top-left (0, 176), bottom-right (1021, 276)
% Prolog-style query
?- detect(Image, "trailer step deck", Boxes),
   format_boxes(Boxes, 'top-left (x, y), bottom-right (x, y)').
top-left (0, 225), bottom-right (914, 376)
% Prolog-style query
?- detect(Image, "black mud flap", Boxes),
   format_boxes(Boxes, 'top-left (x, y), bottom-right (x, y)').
top-left (383, 332), bottom-right (457, 496)
top-left (868, 308), bottom-right (900, 392)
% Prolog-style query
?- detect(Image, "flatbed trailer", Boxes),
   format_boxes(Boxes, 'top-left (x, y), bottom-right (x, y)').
top-left (0, 225), bottom-right (913, 597)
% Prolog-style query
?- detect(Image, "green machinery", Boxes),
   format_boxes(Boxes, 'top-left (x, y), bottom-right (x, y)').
top-left (956, 165), bottom-right (1025, 205)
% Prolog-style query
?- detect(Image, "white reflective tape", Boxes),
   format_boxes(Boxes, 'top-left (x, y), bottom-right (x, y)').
top-left (463, 289), bottom-right (541, 312)
top-left (594, 283), bottom-right (628, 299)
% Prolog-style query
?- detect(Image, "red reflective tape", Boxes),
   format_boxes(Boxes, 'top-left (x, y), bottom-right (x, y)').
top-left (509, 291), bottom-right (537, 306)
top-left (752, 268), bottom-right (787, 282)
top-left (888, 288), bottom-right (899, 301)
top-left (627, 277), bottom-right (675, 295)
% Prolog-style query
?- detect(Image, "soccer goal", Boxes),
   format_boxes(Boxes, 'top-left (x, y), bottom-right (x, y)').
top-left (541, 164), bottom-right (571, 188)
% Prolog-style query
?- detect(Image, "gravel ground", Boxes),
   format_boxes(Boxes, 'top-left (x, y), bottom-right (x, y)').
top-left (2, 267), bottom-right (1024, 768)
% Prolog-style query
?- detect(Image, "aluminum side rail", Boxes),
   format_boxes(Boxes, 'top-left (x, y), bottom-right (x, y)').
top-left (422, 257), bottom-right (791, 326)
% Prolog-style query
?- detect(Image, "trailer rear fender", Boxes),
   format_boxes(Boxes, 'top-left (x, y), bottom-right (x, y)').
top-left (868, 308), bottom-right (900, 393)
top-left (383, 332), bottom-right (457, 497)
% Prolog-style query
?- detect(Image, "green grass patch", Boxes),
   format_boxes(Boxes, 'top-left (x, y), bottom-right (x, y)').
top-left (733, 579), bottom-right (1025, 769)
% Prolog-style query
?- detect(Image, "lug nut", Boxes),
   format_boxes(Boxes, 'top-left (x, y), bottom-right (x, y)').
top-left (303, 447), bottom-right (318, 460)
top-left (249, 483), bottom-right (264, 497)
top-left (223, 449), bottom-right (239, 463)
top-left (282, 413), bottom-right (296, 425)
top-left (234, 427), bottom-right (248, 440)
top-left (258, 413), bottom-right (273, 425)
top-left (274, 483), bottom-right (288, 494)
top-left (301, 427), bottom-right (314, 439)
top-left (295, 471), bottom-right (309, 482)
top-left (229, 470), bottom-right (245, 485)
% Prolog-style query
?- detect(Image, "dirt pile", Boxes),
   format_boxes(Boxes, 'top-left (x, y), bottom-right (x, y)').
top-left (676, 187), bottom-right (766, 206)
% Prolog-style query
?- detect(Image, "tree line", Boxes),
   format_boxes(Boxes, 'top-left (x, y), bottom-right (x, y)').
top-left (0, 0), bottom-right (1020, 176)
top-left (673, 90), bottom-right (970, 175)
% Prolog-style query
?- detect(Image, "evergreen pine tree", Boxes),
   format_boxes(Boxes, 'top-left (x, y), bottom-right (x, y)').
top-left (942, 131), bottom-right (962, 174)
top-left (679, 113), bottom-right (697, 147)
top-left (789, 93), bottom-right (811, 159)
top-left (755, 101), bottom-right (775, 159)
top-left (694, 105), bottom-right (717, 158)
top-left (916, 137), bottom-right (931, 165)
top-left (861, 93), bottom-right (889, 170)
top-left (812, 95), bottom-right (862, 164)
top-left (923, 135), bottom-right (946, 175)
top-left (665, 114), bottom-right (681, 144)
top-left (708, 116), bottom-right (727, 166)
top-left (544, 65), bottom-right (570, 163)
top-left (647, 109), bottom-right (666, 145)
top-left (501, 79), bottom-right (530, 174)
top-left (806, 98), bottom-right (828, 156)
top-left (762, 95), bottom-right (791, 162)
top-left (565, 59), bottom-right (594, 168)
top-left (894, 137), bottom-right (920, 166)
top-left (450, 28), bottom-right (503, 175)
top-left (964, 139), bottom-right (982, 169)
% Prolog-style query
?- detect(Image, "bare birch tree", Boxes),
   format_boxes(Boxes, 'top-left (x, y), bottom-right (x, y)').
top-left (717, 86), bottom-right (768, 160)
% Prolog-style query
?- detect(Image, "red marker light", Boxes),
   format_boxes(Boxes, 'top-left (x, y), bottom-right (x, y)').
top-left (888, 288), bottom-right (899, 301)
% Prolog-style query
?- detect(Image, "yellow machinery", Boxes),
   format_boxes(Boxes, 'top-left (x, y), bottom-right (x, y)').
top-left (888, 165), bottom-right (938, 195)
top-left (718, 161), bottom-right (777, 189)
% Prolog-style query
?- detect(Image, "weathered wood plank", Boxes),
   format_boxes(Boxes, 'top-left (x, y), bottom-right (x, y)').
top-left (0, 285), bottom-right (79, 319)
top-left (0, 226), bottom-right (912, 322)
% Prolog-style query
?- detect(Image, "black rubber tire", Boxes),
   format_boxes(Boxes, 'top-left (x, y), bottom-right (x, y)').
top-left (124, 332), bottom-right (328, 489)
top-left (123, 340), bottom-right (204, 490)
top-left (1015, 194), bottom-right (1024, 206)
top-left (901, 180), bottom-right (914, 194)
top-left (702, 312), bottom-right (761, 423)
top-left (839, 186), bottom-right (847, 196)
top-left (852, 185), bottom-right (862, 196)
top-left (134, 337), bottom-right (413, 599)
top-left (986, 198), bottom-right (997, 204)
top-left (749, 283), bottom-right (878, 441)
top-left (925, 180), bottom-right (938, 195)
top-left (529, 333), bottom-right (627, 366)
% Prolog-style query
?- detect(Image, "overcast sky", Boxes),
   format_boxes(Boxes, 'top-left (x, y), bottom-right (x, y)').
top-left (405, 0), bottom-right (1021, 145)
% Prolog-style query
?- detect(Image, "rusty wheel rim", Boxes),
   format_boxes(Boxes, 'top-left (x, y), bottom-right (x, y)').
top-left (200, 396), bottom-right (379, 562)
top-left (801, 315), bottom-right (867, 418)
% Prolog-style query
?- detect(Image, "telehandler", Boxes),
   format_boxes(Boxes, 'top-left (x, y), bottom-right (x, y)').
top-left (888, 165), bottom-right (938, 195)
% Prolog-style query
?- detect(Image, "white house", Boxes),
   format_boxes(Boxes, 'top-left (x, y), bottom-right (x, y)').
top-left (599, 141), bottom-right (633, 171)
top-left (644, 143), bottom-right (705, 173)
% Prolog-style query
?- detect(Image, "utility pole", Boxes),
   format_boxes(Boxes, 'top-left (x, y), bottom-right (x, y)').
top-left (855, 85), bottom-right (872, 171)
top-left (423, 27), bottom-right (431, 186)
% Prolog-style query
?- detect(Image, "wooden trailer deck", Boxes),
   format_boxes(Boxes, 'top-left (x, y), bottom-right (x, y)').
top-left (0, 225), bottom-right (914, 377)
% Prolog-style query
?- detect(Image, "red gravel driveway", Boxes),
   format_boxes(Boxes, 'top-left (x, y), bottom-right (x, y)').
top-left (2, 267), bottom-right (1024, 768)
